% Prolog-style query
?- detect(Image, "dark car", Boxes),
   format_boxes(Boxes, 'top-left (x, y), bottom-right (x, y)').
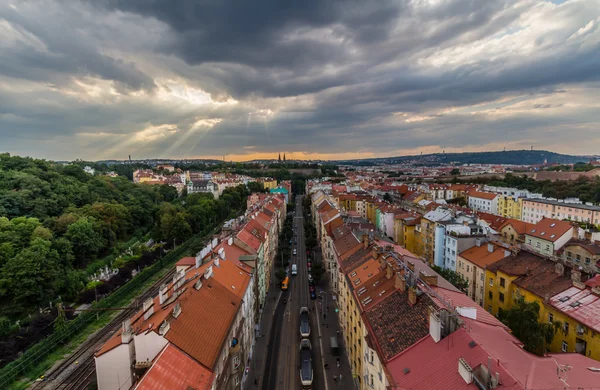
top-left (309, 284), bottom-right (315, 293)
top-left (310, 291), bottom-right (316, 300)
top-left (307, 262), bottom-right (311, 268)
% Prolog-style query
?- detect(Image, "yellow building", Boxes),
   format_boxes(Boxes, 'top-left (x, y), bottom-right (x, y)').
top-left (482, 250), bottom-right (600, 358)
top-left (393, 214), bottom-right (419, 254)
top-left (338, 194), bottom-right (357, 212)
top-left (497, 195), bottom-right (523, 220)
top-left (545, 276), bottom-right (600, 360)
top-left (260, 178), bottom-right (278, 190)
top-left (366, 200), bottom-right (377, 225)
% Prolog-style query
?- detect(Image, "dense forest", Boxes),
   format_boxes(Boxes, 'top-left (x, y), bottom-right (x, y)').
top-left (0, 153), bottom-right (249, 318)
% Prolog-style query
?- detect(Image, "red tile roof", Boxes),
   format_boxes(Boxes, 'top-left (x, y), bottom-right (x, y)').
top-left (549, 285), bottom-right (600, 334)
top-left (363, 288), bottom-right (436, 362)
top-left (236, 227), bottom-right (263, 253)
top-left (526, 218), bottom-right (573, 242)
top-left (476, 212), bottom-right (508, 231)
top-left (468, 191), bottom-right (498, 200)
top-left (176, 257), bottom-right (196, 267)
top-left (134, 344), bottom-right (214, 390)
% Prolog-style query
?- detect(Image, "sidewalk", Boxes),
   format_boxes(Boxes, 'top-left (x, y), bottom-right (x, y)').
top-left (249, 277), bottom-right (281, 389)
top-left (314, 263), bottom-right (356, 389)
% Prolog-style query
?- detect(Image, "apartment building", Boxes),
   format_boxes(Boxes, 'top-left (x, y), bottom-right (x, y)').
top-left (467, 191), bottom-right (499, 214)
top-left (522, 198), bottom-right (600, 224)
top-left (524, 218), bottom-right (574, 257)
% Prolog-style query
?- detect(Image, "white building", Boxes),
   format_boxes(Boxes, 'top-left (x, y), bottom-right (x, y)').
top-left (467, 191), bottom-right (499, 214)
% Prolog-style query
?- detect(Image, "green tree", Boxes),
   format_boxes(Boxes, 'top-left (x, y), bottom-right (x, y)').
top-left (0, 238), bottom-right (60, 313)
top-left (247, 181), bottom-right (266, 193)
top-left (450, 168), bottom-right (460, 175)
top-left (431, 265), bottom-right (469, 293)
top-left (311, 263), bottom-right (325, 284)
top-left (383, 193), bottom-right (393, 202)
top-left (275, 268), bottom-right (287, 283)
top-left (499, 297), bottom-right (560, 355)
top-left (65, 217), bottom-right (105, 267)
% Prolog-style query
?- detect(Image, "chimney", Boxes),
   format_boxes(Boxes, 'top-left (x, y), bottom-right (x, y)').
top-left (419, 271), bottom-right (438, 287)
top-left (571, 270), bottom-right (581, 283)
top-left (475, 239), bottom-right (482, 247)
top-left (407, 260), bottom-right (415, 272)
top-left (487, 243), bottom-right (494, 253)
top-left (172, 302), bottom-right (182, 318)
top-left (408, 287), bottom-right (418, 305)
top-left (228, 237), bottom-right (233, 246)
top-left (143, 298), bottom-right (154, 320)
top-left (204, 265), bottom-right (213, 279)
top-left (591, 286), bottom-right (600, 296)
top-left (121, 319), bottom-right (132, 343)
top-left (554, 263), bottom-right (564, 276)
top-left (372, 246), bottom-right (380, 260)
top-left (429, 309), bottom-right (442, 343)
top-left (363, 234), bottom-right (369, 249)
top-left (395, 272), bottom-right (406, 292)
top-left (194, 279), bottom-right (203, 290)
top-left (458, 358), bottom-right (473, 384)
top-left (386, 262), bottom-right (394, 279)
top-left (158, 284), bottom-right (168, 304)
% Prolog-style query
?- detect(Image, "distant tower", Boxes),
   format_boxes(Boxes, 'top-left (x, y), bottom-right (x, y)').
top-left (283, 153), bottom-right (286, 162)
top-left (278, 153), bottom-right (281, 162)
top-left (128, 155), bottom-right (131, 162)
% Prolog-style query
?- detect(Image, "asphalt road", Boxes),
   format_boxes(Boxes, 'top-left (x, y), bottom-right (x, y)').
top-left (262, 195), bottom-right (327, 390)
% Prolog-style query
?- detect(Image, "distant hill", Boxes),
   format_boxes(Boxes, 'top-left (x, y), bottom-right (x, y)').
top-left (334, 150), bottom-right (589, 166)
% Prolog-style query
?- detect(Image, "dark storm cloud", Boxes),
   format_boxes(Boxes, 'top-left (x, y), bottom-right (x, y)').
top-left (0, 3), bottom-right (156, 92)
top-left (1, 0), bottom-right (600, 160)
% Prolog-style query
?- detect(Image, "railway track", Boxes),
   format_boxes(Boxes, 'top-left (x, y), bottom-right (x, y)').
top-left (31, 268), bottom-right (176, 390)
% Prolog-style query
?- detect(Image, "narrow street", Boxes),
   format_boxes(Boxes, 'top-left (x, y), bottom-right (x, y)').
top-left (253, 195), bottom-right (354, 390)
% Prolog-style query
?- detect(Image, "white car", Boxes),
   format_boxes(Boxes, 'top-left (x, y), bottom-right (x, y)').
top-left (291, 264), bottom-right (298, 275)
top-left (293, 248), bottom-right (297, 255)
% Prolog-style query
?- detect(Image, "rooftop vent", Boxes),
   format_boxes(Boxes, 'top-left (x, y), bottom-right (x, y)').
top-left (550, 223), bottom-right (556, 227)
top-left (403, 368), bottom-right (410, 375)
top-left (531, 229), bottom-right (536, 233)
top-left (569, 301), bottom-right (581, 308)
top-left (558, 296), bottom-right (570, 302)
top-left (468, 340), bottom-right (477, 348)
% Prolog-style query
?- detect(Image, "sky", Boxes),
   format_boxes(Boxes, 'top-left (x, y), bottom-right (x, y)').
top-left (0, 0), bottom-right (599, 162)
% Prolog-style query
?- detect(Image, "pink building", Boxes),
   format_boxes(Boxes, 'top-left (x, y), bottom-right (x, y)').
top-left (522, 198), bottom-right (600, 225)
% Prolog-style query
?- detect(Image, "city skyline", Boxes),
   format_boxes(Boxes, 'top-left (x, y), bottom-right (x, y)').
top-left (1, 0), bottom-right (599, 161)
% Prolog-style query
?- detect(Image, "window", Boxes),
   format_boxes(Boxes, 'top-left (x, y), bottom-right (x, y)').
top-left (480, 286), bottom-right (483, 295)
top-left (536, 242), bottom-right (541, 249)
top-left (488, 291), bottom-right (493, 300)
top-left (527, 239), bottom-right (532, 245)
top-left (480, 273), bottom-right (484, 281)
top-left (562, 341), bottom-right (568, 352)
top-left (489, 278), bottom-right (494, 287)
top-left (564, 321), bottom-right (569, 334)
top-left (370, 374), bottom-right (374, 387)
top-left (499, 292), bottom-right (505, 303)
top-left (567, 251), bottom-right (572, 259)
top-left (545, 244), bottom-right (550, 251)
top-left (548, 313), bottom-right (554, 323)
top-left (585, 257), bottom-right (591, 265)
top-left (466, 265), bottom-right (470, 272)
top-left (576, 254), bottom-right (581, 263)
top-left (500, 278), bottom-right (506, 288)
top-left (233, 355), bottom-right (240, 368)
top-left (488, 305), bottom-right (492, 312)
top-left (370, 351), bottom-right (374, 364)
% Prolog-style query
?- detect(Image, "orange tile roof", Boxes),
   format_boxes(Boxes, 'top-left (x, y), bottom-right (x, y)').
top-left (527, 218), bottom-right (573, 242)
top-left (176, 257), bottom-right (196, 267)
top-left (468, 191), bottom-right (498, 200)
top-left (134, 344), bottom-right (214, 390)
top-left (459, 243), bottom-right (509, 269)
top-left (165, 277), bottom-right (240, 369)
top-left (499, 219), bottom-right (535, 235)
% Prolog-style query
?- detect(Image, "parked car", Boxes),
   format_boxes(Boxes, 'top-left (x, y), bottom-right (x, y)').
top-left (310, 290), bottom-right (316, 300)
top-left (293, 248), bottom-right (297, 255)
top-left (292, 264), bottom-right (298, 276)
